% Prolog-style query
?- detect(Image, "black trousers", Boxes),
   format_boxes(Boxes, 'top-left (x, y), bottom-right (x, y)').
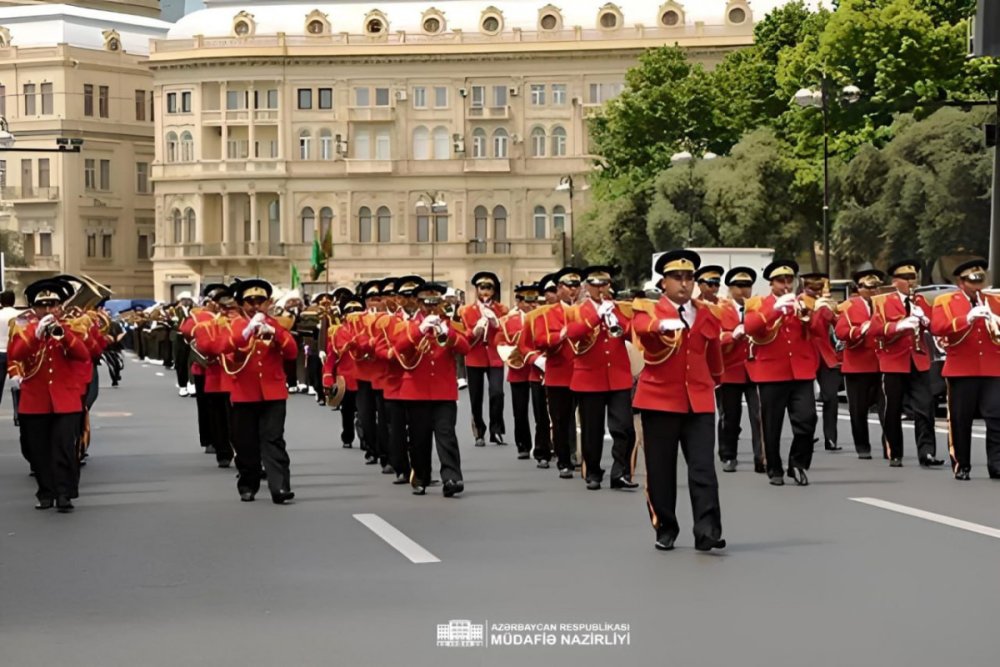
top-left (284, 358), bottom-right (298, 389)
top-left (757, 380), bottom-right (817, 477)
top-left (103, 349), bottom-right (123, 385)
top-left (306, 354), bottom-right (323, 398)
top-left (174, 335), bottom-right (190, 388)
top-left (467, 366), bottom-right (506, 440)
top-left (21, 412), bottom-right (81, 501)
top-left (881, 365), bottom-right (937, 460)
top-left (356, 381), bottom-right (389, 463)
top-left (716, 382), bottom-right (763, 463)
top-left (230, 401), bottom-right (290, 496)
top-left (385, 398), bottom-right (411, 476)
top-left (193, 373), bottom-right (212, 449)
top-left (946, 377), bottom-right (1000, 475)
top-left (640, 410), bottom-right (722, 543)
top-left (510, 381), bottom-right (532, 454)
top-left (577, 389), bottom-right (635, 482)
top-left (817, 363), bottom-right (841, 445)
top-left (545, 385), bottom-right (575, 471)
top-left (530, 381), bottom-right (552, 461)
top-left (339, 389), bottom-right (357, 445)
top-left (845, 372), bottom-right (882, 454)
top-left (204, 392), bottom-right (233, 463)
top-left (406, 400), bottom-right (462, 486)
top-left (158, 332), bottom-right (173, 368)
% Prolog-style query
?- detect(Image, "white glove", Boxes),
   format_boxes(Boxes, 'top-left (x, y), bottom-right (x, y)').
top-left (775, 293), bottom-right (797, 312)
top-left (597, 300), bottom-right (615, 317)
top-left (532, 356), bottom-right (546, 372)
top-left (242, 320), bottom-right (260, 339)
top-left (911, 304), bottom-right (926, 320)
top-left (483, 309), bottom-right (499, 326)
top-left (437, 320), bottom-right (450, 336)
top-left (967, 305), bottom-right (991, 322)
top-left (251, 313), bottom-right (266, 325)
top-left (419, 316), bottom-right (438, 334)
top-left (319, 350), bottom-right (327, 363)
top-left (658, 318), bottom-right (685, 332)
top-left (35, 315), bottom-right (55, 339)
top-left (895, 316), bottom-right (919, 331)
top-left (732, 324), bottom-right (745, 339)
top-left (861, 321), bottom-right (872, 335)
top-left (259, 324), bottom-right (275, 337)
top-left (9, 375), bottom-right (21, 389)
top-left (474, 316), bottom-right (488, 333)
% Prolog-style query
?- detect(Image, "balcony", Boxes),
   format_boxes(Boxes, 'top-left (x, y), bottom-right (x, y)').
top-left (467, 105), bottom-right (511, 120)
top-left (1, 186), bottom-right (60, 202)
top-left (254, 109), bottom-right (279, 122)
top-left (156, 242), bottom-right (287, 260)
top-left (330, 239), bottom-right (556, 261)
top-left (17, 255), bottom-right (62, 271)
top-left (345, 159), bottom-right (393, 175)
top-left (347, 107), bottom-right (394, 122)
top-left (463, 158), bottom-right (511, 173)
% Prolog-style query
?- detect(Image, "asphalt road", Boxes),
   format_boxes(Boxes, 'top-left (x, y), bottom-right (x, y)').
top-left (1, 355), bottom-right (998, 667)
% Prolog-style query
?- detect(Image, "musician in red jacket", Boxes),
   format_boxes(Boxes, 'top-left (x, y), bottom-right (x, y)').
top-left (870, 260), bottom-right (943, 467)
top-left (189, 284), bottom-right (236, 468)
top-left (222, 279), bottom-right (299, 504)
top-left (716, 267), bottom-right (763, 473)
top-left (800, 272), bottom-right (842, 452)
top-left (182, 283), bottom-right (227, 461)
top-left (9, 279), bottom-right (90, 512)
top-left (834, 269), bottom-right (885, 459)
top-left (392, 283), bottom-right (471, 497)
top-left (566, 266), bottom-right (636, 490)
top-left (930, 259), bottom-right (1000, 480)
top-left (744, 260), bottom-right (824, 486)
top-left (632, 250), bottom-right (725, 552)
top-left (459, 271), bottom-right (509, 446)
top-left (495, 283), bottom-right (545, 461)
top-left (353, 280), bottom-right (390, 466)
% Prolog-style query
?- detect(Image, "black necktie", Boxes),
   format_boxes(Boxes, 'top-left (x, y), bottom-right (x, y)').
top-left (971, 294), bottom-right (979, 307)
top-left (678, 304), bottom-right (689, 329)
top-left (739, 305), bottom-right (745, 323)
top-left (904, 296), bottom-right (911, 315)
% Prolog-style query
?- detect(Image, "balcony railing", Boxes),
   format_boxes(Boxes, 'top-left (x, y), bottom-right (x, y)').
top-left (156, 242), bottom-right (286, 259)
top-left (1, 186), bottom-right (59, 201)
top-left (345, 159), bottom-right (393, 174)
top-left (468, 105), bottom-right (510, 120)
top-left (347, 107), bottom-right (395, 122)
top-left (19, 254), bottom-right (61, 270)
top-left (463, 158), bottom-right (511, 173)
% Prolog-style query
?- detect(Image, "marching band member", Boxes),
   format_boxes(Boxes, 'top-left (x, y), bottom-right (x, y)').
top-left (835, 269), bottom-right (885, 459)
top-left (371, 277), bottom-right (406, 477)
top-left (222, 279), bottom-right (298, 504)
top-left (392, 282), bottom-right (470, 497)
top-left (870, 260), bottom-right (943, 468)
top-left (800, 272), bottom-right (842, 452)
top-left (189, 285), bottom-right (237, 468)
top-left (9, 279), bottom-right (90, 512)
top-left (519, 274), bottom-right (557, 468)
top-left (327, 290), bottom-right (363, 449)
top-left (744, 260), bottom-right (822, 486)
top-left (632, 250), bottom-right (725, 552)
top-left (353, 280), bottom-right (390, 467)
top-left (460, 272), bottom-right (509, 447)
top-left (181, 284), bottom-right (225, 457)
top-left (172, 292), bottom-right (195, 396)
top-left (694, 265), bottom-right (724, 304)
top-left (930, 259), bottom-right (1000, 480)
top-left (496, 283), bottom-right (545, 461)
top-left (716, 267), bottom-right (764, 473)
top-left (566, 266), bottom-right (637, 490)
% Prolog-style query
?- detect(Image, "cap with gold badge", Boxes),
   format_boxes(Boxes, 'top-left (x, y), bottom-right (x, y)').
top-left (887, 259), bottom-right (920, 280)
top-left (514, 282), bottom-right (541, 302)
top-left (694, 265), bottom-right (724, 286)
top-left (953, 258), bottom-right (988, 283)
top-left (470, 271), bottom-right (500, 291)
top-left (233, 279), bottom-right (272, 304)
top-left (724, 267), bottom-right (757, 287)
top-left (654, 249), bottom-right (701, 276)
top-left (852, 269), bottom-right (885, 288)
top-left (581, 265), bottom-right (618, 286)
top-left (762, 259), bottom-right (799, 281)
top-left (25, 278), bottom-right (72, 306)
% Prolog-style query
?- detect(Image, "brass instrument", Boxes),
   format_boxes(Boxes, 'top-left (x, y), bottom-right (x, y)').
top-left (427, 303), bottom-right (451, 346)
top-left (601, 296), bottom-right (624, 338)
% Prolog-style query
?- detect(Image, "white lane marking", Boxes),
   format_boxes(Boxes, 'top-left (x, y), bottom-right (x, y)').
top-left (850, 497), bottom-right (1000, 540)
top-left (155, 372), bottom-right (165, 377)
top-left (353, 513), bottom-right (440, 564)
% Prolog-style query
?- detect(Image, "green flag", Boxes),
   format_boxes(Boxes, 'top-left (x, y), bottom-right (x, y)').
top-left (321, 224), bottom-right (333, 259)
top-left (290, 263), bottom-right (301, 289)
top-left (310, 237), bottom-right (326, 281)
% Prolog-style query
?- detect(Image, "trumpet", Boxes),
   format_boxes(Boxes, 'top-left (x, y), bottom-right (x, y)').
top-left (47, 322), bottom-right (65, 340)
top-left (427, 305), bottom-right (450, 346)
top-left (601, 297), bottom-right (624, 338)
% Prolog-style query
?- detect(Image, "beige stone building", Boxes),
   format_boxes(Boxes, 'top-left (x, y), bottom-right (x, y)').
top-left (0, 2), bottom-right (171, 298)
top-left (151, 0), bottom-right (789, 302)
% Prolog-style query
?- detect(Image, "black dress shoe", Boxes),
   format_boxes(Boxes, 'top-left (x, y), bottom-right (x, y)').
top-left (920, 454), bottom-right (945, 467)
top-left (694, 536), bottom-right (727, 552)
top-left (271, 490), bottom-right (295, 504)
top-left (721, 459), bottom-right (737, 473)
top-left (769, 475), bottom-right (785, 487)
top-left (442, 480), bottom-right (465, 498)
top-left (218, 460), bottom-right (231, 469)
top-left (491, 433), bottom-right (506, 445)
top-left (35, 498), bottom-right (54, 510)
top-left (558, 468), bottom-right (574, 479)
top-left (536, 460), bottom-right (551, 469)
top-left (239, 491), bottom-right (256, 502)
top-left (610, 477), bottom-right (639, 490)
top-left (381, 464), bottom-right (395, 475)
top-left (955, 470), bottom-right (971, 481)
top-left (789, 467), bottom-right (809, 486)
top-left (56, 497), bottom-right (74, 513)
top-left (342, 442), bottom-right (353, 449)
top-left (654, 535), bottom-right (676, 551)
top-left (205, 445), bottom-right (216, 455)
top-left (517, 451), bottom-right (530, 460)
top-left (412, 485), bottom-right (426, 496)
top-left (988, 472), bottom-right (1000, 480)
top-left (393, 474), bottom-right (408, 485)
top-left (889, 458), bottom-right (903, 468)
top-left (364, 454), bottom-right (378, 465)
top-left (825, 440), bottom-right (842, 452)
top-left (754, 461), bottom-right (766, 474)
top-left (585, 479), bottom-right (601, 490)
top-left (474, 438), bottom-right (486, 447)
top-left (858, 451), bottom-right (873, 460)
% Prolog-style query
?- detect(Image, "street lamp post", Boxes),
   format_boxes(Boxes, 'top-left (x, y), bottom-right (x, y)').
top-left (417, 191), bottom-right (446, 282)
top-left (669, 149), bottom-right (717, 245)
top-left (555, 176), bottom-right (575, 265)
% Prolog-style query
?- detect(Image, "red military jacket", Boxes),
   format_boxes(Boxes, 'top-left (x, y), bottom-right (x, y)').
top-left (718, 299), bottom-right (750, 385)
top-left (565, 299), bottom-right (633, 393)
top-left (930, 290), bottom-right (1000, 377)
top-left (494, 311), bottom-right (542, 383)
top-left (374, 311), bottom-right (405, 399)
top-left (221, 314), bottom-right (299, 403)
top-left (834, 297), bottom-right (879, 374)
top-left (811, 305), bottom-right (840, 370)
top-left (744, 293), bottom-right (822, 383)
top-left (181, 309), bottom-right (215, 378)
top-left (459, 301), bottom-right (508, 368)
top-left (192, 314), bottom-right (232, 393)
top-left (532, 302), bottom-right (576, 388)
top-left (349, 312), bottom-right (387, 388)
top-left (8, 320), bottom-right (90, 414)
top-left (392, 313), bottom-right (471, 401)
top-left (323, 321), bottom-right (360, 393)
top-left (870, 292), bottom-right (931, 373)
top-left (631, 298), bottom-right (723, 414)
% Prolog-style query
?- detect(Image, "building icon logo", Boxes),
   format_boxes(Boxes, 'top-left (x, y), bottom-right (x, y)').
top-left (436, 619), bottom-right (485, 647)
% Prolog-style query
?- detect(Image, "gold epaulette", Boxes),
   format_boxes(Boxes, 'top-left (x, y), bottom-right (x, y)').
top-left (523, 303), bottom-right (556, 330)
top-left (744, 295), bottom-right (764, 312)
top-left (630, 297), bottom-right (657, 317)
top-left (836, 299), bottom-right (853, 315)
top-left (694, 299), bottom-right (723, 320)
top-left (934, 290), bottom-right (960, 309)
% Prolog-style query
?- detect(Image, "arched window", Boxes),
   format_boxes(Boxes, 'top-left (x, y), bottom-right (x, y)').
top-left (533, 205), bottom-right (548, 239)
top-left (319, 206), bottom-right (333, 240)
top-left (184, 207), bottom-right (196, 243)
top-left (165, 132), bottom-right (178, 163)
top-left (432, 126), bottom-right (449, 159)
top-left (493, 128), bottom-right (509, 158)
top-left (300, 206), bottom-right (316, 244)
top-left (268, 200), bottom-right (281, 247)
top-left (171, 208), bottom-right (182, 243)
top-left (472, 205), bottom-right (488, 253)
top-left (180, 131), bottom-right (194, 162)
top-left (376, 206), bottom-right (391, 242)
top-left (493, 205), bottom-right (508, 253)
top-left (551, 126), bottom-right (567, 157)
top-left (412, 126), bottom-right (430, 160)
top-left (472, 127), bottom-right (487, 158)
top-left (319, 129), bottom-right (334, 160)
top-left (299, 129), bottom-right (312, 160)
top-left (552, 205), bottom-right (567, 233)
top-left (529, 126), bottom-right (546, 157)
top-left (358, 206), bottom-right (372, 243)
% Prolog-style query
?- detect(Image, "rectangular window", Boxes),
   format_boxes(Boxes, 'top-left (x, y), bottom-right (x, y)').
top-left (374, 128), bottom-right (391, 160)
top-left (435, 215), bottom-right (448, 243)
top-left (23, 83), bottom-right (35, 115)
top-left (470, 85), bottom-right (485, 108)
top-left (226, 90), bottom-right (241, 110)
top-left (135, 89), bottom-right (146, 120)
top-left (99, 159), bottom-right (110, 190)
top-left (138, 233), bottom-right (150, 260)
top-left (40, 83), bottom-right (53, 115)
top-left (38, 158), bottom-right (50, 188)
top-left (165, 91), bottom-right (175, 114)
top-left (136, 162), bottom-right (149, 193)
top-left (297, 88), bottom-right (312, 109)
top-left (226, 140), bottom-right (249, 159)
top-left (267, 89), bottom-right (278, 109)
top-left (416, 215), bottom-right (429, 242)
top-left (102, 233), bottom-right (113, 258)
top-left (374, 88), bottom-right (390, 107)
top-left (354, 130), bottom-right (371, 159)
top-left (530, 84), bottom-right (546, 106)
top-left (588, 82), bottom-right (624, 104)
top-left (412, 86), bottom-right (427, 109)
top-left (99, 85), bottom-right (109, 118)
top-left (21, 159), bottom-right (32, 195)
top-left (0, 84), bottom-right (6, 116)
top-left (181, 91), bottom-right (191, 112)
top-left (354, 87), bottom-right (370, 107)
top-left (23, 233), bottom-right (35, 263)
top-left (318, 88), bottom-right (333, 109)
top-left (552, 83), bottom-right (567, 105)
top-left (87, 233), bottom-right (97, 258)
top-left (434, 86), bottom-right (448, 108)
top-left (493, 85), bottom-right (507, 107)
top-left (84, 159), bottom-right (96, 190)
top-left (39, 232), bottom-right (52, 257)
